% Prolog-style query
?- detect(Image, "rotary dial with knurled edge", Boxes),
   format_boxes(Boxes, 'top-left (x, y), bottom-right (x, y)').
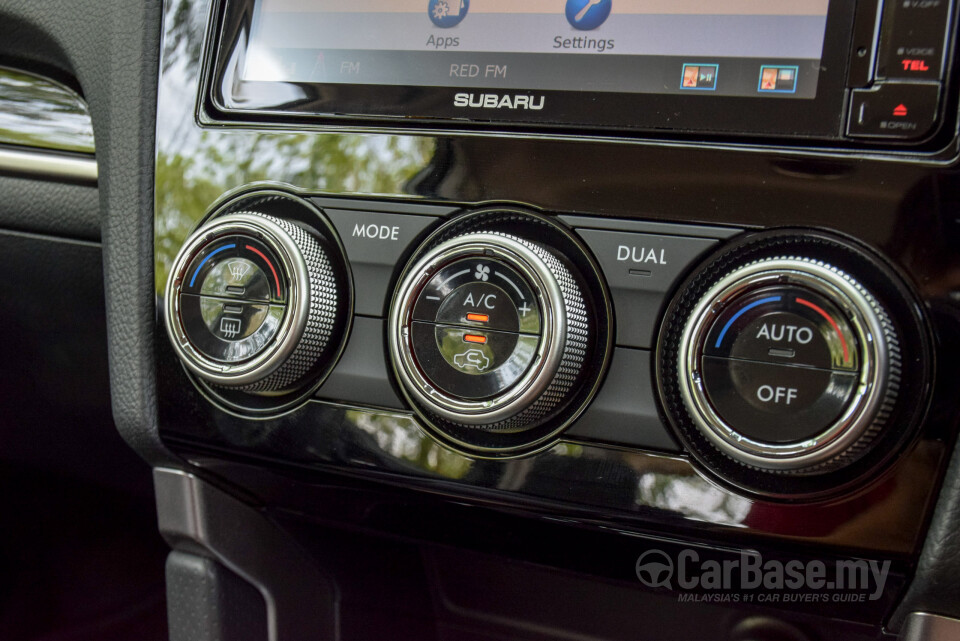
top-left (165, 209), bottom-right (343, 394)
top-left (676, 255), bottom-right (900, 474)
top-left (656, 228), bottom-right (933, 497)
top-left (389, 231), bottom-right (591, 436)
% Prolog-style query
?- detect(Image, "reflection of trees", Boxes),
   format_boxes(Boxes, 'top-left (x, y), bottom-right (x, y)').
top-left (155, 0), bottom-right (440, 290)
top-left (349, 410), bottom-right (473, 479)
top-left (0, 69), bottom-right (94, 153)
top-left (638, 472), bottom-right (751, 525)
top-left (162, 0), bottom-right (206, 77)
top-left (155, 131), bottom-right (436, 293)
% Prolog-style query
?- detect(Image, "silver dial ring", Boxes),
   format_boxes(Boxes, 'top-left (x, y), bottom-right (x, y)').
top-left (677, 257), bottom-right (898, 472)
top-left (389, 232), bottom-right (588, 429)
top-left (165, 212), bottom-right (336, 391)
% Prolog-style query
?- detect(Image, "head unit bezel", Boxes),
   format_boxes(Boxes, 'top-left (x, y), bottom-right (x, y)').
top-left (207, 0), bottom-right (857, 141)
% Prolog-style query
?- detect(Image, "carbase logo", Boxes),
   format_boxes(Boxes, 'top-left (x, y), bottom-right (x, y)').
top-left (635, 548), bottom-right (891, 603)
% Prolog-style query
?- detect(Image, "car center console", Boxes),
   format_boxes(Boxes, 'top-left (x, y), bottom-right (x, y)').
top-left (153, 0), bottom-right (960, 639)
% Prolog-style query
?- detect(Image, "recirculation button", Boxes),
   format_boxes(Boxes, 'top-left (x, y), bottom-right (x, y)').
top-left (410, 322), bottom-right (540, 400)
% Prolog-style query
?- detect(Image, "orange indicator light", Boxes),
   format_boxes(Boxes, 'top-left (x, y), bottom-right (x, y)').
top-left (463, 334), bottom-right (487, 344)
top-left (466, 313), bottom-right (489, 323)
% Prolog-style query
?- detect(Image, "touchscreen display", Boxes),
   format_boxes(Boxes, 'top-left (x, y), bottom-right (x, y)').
top-left (242, 0), bottom-right (830, 99)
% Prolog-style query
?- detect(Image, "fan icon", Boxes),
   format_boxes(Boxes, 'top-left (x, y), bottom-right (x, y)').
top-left (474, 264), bottom-right (490, 281)
top-left (428, 0), bottom-right (469, 28)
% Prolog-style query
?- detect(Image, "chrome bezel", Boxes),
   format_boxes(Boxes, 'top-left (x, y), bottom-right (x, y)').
top-left (677, 259), bottom-right (888, 471)
top-left (164, 213), bottom-right (310, 386)
top-left (389, 233), bottom-right (566, 426)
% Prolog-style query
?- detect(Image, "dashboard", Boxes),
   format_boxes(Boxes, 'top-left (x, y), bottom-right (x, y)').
top-left (140, 0), bottom-right (960, 638)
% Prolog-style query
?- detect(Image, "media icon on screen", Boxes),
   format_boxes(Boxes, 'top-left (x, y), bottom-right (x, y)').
top-left (758, 66), bottom-right (799, 93)
top-left (680, 64), bottom-right (718, 91)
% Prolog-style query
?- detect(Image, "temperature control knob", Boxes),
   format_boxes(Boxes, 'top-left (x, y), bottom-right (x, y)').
top-left (165, 205), bottom-right (346, 394)
top-left (390, 232), bottom-right (591, 433)
top-left (677, 256), bottom-right (898, 472)
top-left (657, 230), bottom-right (933, 492)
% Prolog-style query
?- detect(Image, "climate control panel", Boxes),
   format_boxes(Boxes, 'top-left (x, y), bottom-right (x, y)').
top-left (658, 230), bottom-right (930, 496)
top-left (162, 193), bottom-right (932, 496)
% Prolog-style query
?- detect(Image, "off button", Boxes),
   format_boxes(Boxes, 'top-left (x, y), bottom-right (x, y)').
top-left (701, 357), bottom-right (858, 444)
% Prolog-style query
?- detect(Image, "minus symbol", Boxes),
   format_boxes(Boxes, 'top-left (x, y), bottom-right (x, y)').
top-left (629, 269), bottom-right (653, 277)
top-left (425, 295), bottom-right (441, 301)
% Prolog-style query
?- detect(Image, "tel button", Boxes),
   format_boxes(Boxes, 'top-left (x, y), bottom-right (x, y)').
top-left (701, 357), bottom-right (858, 444)
top-left (877, 0), bottom-right (952, 80)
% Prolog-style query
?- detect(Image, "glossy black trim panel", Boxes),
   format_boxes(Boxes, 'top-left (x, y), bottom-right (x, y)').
top-left (159, 393), bottom-right (946, 558)
top-left (156, 0), bottom-right (960, 564)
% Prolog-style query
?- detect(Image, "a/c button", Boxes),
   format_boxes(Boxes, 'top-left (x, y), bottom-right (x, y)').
top-left (701, 357), bottom-right (858, 444)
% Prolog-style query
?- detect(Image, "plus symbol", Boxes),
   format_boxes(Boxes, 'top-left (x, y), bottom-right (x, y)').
top-left (518, 302), bottom-right (531, 317)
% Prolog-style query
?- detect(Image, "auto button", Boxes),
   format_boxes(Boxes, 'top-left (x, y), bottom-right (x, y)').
top-left (703, 286), bottom-right (858, 371)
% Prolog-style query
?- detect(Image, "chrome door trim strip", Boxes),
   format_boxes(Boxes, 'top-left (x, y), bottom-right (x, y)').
top-left (899, 612), bottom-right (960, 640)
top-left (0, 66), bottom-right (95, 155)
top-left (0, 146), bottom-right (97, 184)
